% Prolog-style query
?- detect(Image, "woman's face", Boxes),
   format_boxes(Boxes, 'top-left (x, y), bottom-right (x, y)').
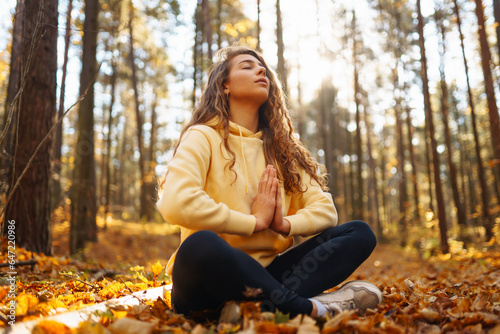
top-left (224, 54), bottom-right (270, 106)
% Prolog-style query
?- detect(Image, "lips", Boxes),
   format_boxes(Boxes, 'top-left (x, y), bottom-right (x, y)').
top-left (255, 78), bottom-right (269, 86)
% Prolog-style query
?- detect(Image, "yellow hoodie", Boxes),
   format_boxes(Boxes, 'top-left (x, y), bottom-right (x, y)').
top-left (157, 120), bottom-right (337, 275)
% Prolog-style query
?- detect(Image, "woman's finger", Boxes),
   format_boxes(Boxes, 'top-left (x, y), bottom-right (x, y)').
top-left (258, 165), bottom-right (269, 193)
top-left (264, 166), bottom-right (276, 194)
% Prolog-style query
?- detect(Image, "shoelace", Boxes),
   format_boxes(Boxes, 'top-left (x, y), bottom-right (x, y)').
top-left (331, 299), bottom-right (357, 311)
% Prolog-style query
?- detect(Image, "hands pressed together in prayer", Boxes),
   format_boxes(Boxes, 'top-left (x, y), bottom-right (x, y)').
top-left (251, 165), bottom-right (290, 235)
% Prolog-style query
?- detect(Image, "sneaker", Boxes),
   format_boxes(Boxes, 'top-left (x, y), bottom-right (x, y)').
top-left (312, 280), bottom-right (383, 315)
top-left (219, 301), bottom-right (240, 324)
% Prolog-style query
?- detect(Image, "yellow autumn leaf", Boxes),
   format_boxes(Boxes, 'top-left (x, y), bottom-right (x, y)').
top-left (32, 320), bottom-right (72, 334)
top-left (99, 282), bottom-right (125, 299)
top-left (111, 309), bottom-right (129, 319)
top-left (136, 273), bottom-right (149, 284)
top-left (77, 321), bottom-right (109, 334)
top-left (151, 260), bottom-right (163, 278)
top-left (15, 293), bottom-right (39, 316)
top-left (130, 265), bottom-right (145, 272)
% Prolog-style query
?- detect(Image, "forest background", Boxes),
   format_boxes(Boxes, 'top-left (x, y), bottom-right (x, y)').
top-left (1, 0), bottom-right (499, 257)
top-left (0, 0), bottom-right (500, 331)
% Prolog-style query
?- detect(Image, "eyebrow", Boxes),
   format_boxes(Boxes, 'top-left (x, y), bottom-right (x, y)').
top-left (238, 59), bottom-right (264, 67)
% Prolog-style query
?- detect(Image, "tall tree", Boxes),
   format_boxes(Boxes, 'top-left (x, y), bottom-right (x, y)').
top-left (435, 5), bottom-right (467, 233)
top-left (217, 0), bottom-right (222, 49)
top-left (256, 0), bottom-right (261, 51)
top-left (453, 0), bottom-right (492, 234)
top-left (2, 1), bottom-right (23, 179)
top-left (192, 1), bottom-right (202, 107)
top-left (71, 0), bottom-right (99, 254)
top-left (473, 0), bottom-right (500, 206)
top-left (417, 0), bottom-right (449, 253)
top-left (276, 0), bottom-right (287, 94)
top-left (53, 0), bottom-right (73, 209)
top-left (351, 10), bottom-right (365, 221)
top-left (494, 0), bottom-right (500, 61)
top-left (128, 0), bottom-right (149, 220)
top-left (202, 0), bottom-right (213, 61)
top-left (5, 0), bottom-right (58, 254)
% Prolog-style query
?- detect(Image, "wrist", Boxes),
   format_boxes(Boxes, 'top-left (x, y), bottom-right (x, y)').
top-left (281, 218), bottom-right (291, 235)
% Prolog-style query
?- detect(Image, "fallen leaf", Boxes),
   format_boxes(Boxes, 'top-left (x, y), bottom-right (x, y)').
top-left (108, 317), bottom-right (155, 334)
top-left (32, 320), bottom-right (72, 334)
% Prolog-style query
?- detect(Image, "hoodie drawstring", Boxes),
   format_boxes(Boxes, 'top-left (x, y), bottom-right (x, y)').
top-left (237, 126), bottom-right (249, 194)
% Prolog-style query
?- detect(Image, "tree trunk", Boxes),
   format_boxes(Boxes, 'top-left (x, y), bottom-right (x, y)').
top-left (494, 0), bottom-right (500, 63)
top-left (380, 121), bottom-right (388, 239)
top-left (473, 0), bottom-right (500, 237)
top-left (2, 0), bottom-right (23, 179)
top-left (437, 13), bottom-right (467, 234)
top-left (256, 0), bottom-right (261, 51)
top-left (202, 0), bottom-right (213, 62)
top-left (216, 0), bottom-right (222, 50)
top-left (128, 0), bottom-right (147, 221)
top-left (276, 0), bottom-right (287, 94)
top-left (417, 0), bottom-right (449, 253)
top-left (453, 0), bottom-right (492, 233)
top-left (192, 1), bottom-right (202, 108)
top-left (5, 0), bottom-right (58, 254)
top-left (404, 105), bottom-right (421, 221)
top-left (104, 61), bottom-right (117, 230)
top-left (52, 0), bottom-right (73, 210)
top-left (363, 103), bottom-right (382, 240)
top-left (352, 11), bottom-right (364, 221)
top-left (394, 71), bottom-right (409, 246)
top-left (71, 0), bottom-right (99, 254)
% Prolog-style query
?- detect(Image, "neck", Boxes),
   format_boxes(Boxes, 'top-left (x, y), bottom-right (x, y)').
top-left (228, 99), bottom-right (260, 133)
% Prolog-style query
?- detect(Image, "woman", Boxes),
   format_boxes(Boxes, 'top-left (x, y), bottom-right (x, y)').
top-left (157, 46), bottom-right (382, 320)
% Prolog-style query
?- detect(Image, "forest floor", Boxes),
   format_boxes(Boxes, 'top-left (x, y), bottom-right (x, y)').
top-left (1, 213), bottom-right (500, 333)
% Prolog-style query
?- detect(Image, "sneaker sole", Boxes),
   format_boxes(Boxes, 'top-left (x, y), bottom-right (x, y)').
top-left (340, 280), bottom-right (383, 304)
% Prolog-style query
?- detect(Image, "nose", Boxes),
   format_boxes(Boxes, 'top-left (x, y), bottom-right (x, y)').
top-left (257, 66), bottom-right (266, 76)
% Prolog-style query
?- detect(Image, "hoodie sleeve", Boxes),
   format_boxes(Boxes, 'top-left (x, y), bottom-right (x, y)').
top-left (284, 170), bottom-right (338, 237)
top-left (156, 127), bottom-right (256, 236)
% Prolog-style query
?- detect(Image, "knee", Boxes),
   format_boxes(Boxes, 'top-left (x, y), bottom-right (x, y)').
top-left (176, 230), bottom-right (224, 264)
top-left (349, 221), bottom-right (377, 254)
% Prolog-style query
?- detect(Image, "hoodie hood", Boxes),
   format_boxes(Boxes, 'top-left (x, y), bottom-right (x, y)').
top-left (204, 116), bottom-right (263, 194)
top-left (205, 116), bottom-right (263, 139)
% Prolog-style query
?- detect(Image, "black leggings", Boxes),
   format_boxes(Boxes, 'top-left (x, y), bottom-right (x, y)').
top-left (171, 221), bottom-right (376, 317)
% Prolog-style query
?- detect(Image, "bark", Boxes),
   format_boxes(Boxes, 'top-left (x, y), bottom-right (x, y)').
top-left (2, 0), bottom-right (23, 177)
top-left (192, 2), bottom-right (202, 108)
top-left (217, 0), bottom-right (222, 50)
top-left (71, 0), bottom-right (99, 253)
top-left (436, 14), bottom-right (467, 232)
top-left (104, 61), bottom-right (117, 230)
top-left (319, 83), bottom-right (335, 195)
top-left (52, 0), bottom-right (73, 209)
top-left (128, 0), bottom-right (147, 220)
top-left (363, 103), bottom-right (382, 240)
top-left (256, 0), bottom-right (261, 52)
top-left (417, 0), bottom-right (449, 253)
top-left (404, 105), bottom-right (421, 221)
top-left (394, 75), bottom-right (408, 246)
top-left (352, 10), bottom-right (364, 221)
top-left (5, 0), bottom-right (58, 254)
top-left (453, 0), bottom-right (492, 232)
top-left (494, 0), bottom-right (500, 64)
top-left (202, 0), bottom-right (213, 61)
top-left (276, 0), bottom-right (287, 94)
top-left (380, 120), bottom-right (389, 241)
top-left (473, 0), bottom-right (500, 237)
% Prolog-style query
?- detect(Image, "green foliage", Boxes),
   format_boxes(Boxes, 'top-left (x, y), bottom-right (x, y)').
top-left (274, 310), bottom-right (290, 324)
